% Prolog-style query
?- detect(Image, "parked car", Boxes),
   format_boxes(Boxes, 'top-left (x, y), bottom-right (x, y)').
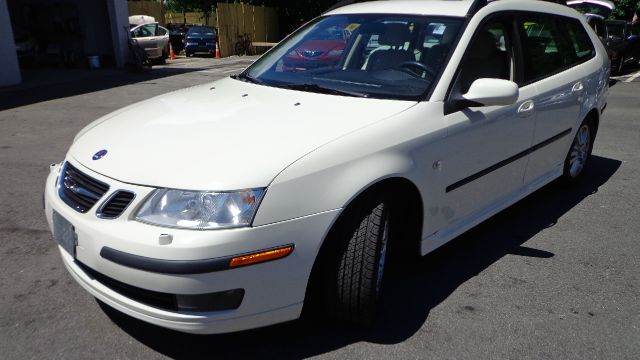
top-left (604, 20), bottom-right (640, 74)
top-left (166, 23), bottom-right (195, 55)
top-left (130, 22), bottom-right (170, 63)
top-left (183, 26), bottom-right (217, 57)
top-left (45, 0), bottom-right (608, 334)
top-left (283, 26), bottom-right (348, 70)
top-left (584, 13), bottom-right (606, 41)
top-left (565, 0), bottom-right (637, 74)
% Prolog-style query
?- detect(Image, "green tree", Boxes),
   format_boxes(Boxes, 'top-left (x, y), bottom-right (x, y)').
top-left (611, 0), bottom-right (640, 20)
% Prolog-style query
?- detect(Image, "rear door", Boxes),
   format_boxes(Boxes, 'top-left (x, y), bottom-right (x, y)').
top-left (519, 14), bottom-right (593, 185)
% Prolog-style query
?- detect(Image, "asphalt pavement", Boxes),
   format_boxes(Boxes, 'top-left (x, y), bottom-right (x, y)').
top-left (0, 57), bottom-right (638, 360)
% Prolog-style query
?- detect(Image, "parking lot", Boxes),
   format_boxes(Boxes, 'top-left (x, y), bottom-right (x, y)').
top-left (0, 56), bottom-right (639, 359)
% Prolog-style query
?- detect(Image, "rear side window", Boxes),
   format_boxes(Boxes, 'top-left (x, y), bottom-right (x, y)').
top-left (564, 20), bottom-right (595, 62)
top-left (518, 15), bottom-right (574, 83)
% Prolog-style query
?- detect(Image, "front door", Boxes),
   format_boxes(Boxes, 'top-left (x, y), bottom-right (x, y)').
top-left (441, 15), bottom-right (537, 232)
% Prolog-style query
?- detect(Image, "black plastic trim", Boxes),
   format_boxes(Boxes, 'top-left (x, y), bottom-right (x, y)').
top-left (100, 244), bottom-right (294, 275)
top-left (75, 260), bottom-right (245, 312)
top-left (446, 128), bottom-right (572, 193)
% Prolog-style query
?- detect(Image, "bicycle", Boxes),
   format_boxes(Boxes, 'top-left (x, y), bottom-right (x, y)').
top-left (234, 33), bottom-right (253, 56)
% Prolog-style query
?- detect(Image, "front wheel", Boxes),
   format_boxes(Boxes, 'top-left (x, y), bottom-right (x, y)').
top-left (562, 119), bottom-right (594, 184)
top-left (323, 196), bottom-right (389, 325)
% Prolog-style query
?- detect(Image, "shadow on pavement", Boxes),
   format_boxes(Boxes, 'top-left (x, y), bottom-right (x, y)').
top-left (99, 155), bottom-right (621, 359)
top-left (0, 66), bottom-right (208, 111)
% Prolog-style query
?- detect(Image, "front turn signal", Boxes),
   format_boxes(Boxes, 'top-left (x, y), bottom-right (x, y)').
top-left (229, 245), bottom-right (294, 268)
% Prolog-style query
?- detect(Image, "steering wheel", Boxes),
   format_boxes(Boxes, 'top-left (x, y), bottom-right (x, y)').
top-left (399, 61), bottom-right (436, 79)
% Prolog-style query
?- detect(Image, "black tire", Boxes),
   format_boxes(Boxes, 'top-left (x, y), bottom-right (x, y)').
top-left (186, 51), bottom-right (192, 57)
top-left (323, 196), bottom-right (390, 325)
top-left (562, 118), bottom-right (595, 184)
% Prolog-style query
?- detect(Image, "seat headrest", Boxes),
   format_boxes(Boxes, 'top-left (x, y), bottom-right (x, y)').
top-left (468, 31), bottom-right (497, 60)
top-left (379, 23), bottom-right (411, 47)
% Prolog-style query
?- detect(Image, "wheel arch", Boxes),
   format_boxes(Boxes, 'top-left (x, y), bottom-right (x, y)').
top-left (300, 176), bottom-right (424, 315)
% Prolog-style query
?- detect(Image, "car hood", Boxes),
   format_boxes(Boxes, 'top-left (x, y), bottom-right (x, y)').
top-left (70, 77), bottom-right (416, 190)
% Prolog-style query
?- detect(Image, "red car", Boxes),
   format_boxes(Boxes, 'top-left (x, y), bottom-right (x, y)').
top-left (283, 27), bottom-right (349, 71)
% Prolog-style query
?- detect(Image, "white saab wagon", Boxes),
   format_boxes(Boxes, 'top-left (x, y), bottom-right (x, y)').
top-left (44, 0), bottom-right (608, 334)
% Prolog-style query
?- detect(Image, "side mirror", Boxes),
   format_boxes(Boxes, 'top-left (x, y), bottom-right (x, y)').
top-left (462, 78), bottom-right (519, 107)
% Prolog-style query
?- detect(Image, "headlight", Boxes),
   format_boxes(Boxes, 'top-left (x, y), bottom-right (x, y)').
top-left (135, 188), bottom-right (265, 230)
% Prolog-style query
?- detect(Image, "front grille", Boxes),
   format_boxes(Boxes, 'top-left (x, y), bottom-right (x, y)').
top-left (58, 162), bottom-right (109, 213)
top-left (299, 49), bottom-right (324, 57)
top-left (97, 191), bottom-right (135, 219)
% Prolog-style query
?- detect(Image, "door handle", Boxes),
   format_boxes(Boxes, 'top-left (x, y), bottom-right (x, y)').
top-left (517, 100), bottom-right (535, 117)
top-left (572, 81), bottom-right (584, 93)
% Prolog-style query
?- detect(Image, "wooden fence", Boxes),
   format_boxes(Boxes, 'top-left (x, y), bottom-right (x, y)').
top-left (165, 12), bottom-right (218, 27)
top-left (216, 3), bottom-right (279, 57)
top-left (127, 1), bottom-right (164, 25)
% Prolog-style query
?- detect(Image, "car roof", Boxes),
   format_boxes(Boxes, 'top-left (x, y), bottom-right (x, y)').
top-left (326, 0), bottom-right (476, 17)
top-left (326, 0), bottom-right (582, 18)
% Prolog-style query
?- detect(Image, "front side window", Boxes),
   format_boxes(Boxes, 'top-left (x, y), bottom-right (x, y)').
top-left (455, 16), bottom-right (513, 93)
top-left (132, 24), bottom-right (156, 38)
top-left (242, 14), bottom-right (463, 100)
top-left (518, 15), bottom-right (573, 82)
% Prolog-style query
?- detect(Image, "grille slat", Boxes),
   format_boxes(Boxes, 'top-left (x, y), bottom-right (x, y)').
top-left (97, 191), bottom-right (135, 219)
top-left (58, 162), bottom-right (109, 213)
top-left (65, 168), bottom-right (109, 195)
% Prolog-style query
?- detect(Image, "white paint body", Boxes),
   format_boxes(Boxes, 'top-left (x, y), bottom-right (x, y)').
top-left (44, 0), bottom-right (609, 334)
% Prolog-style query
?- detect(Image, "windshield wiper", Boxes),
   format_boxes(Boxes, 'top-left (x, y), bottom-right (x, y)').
top-left (232, 72), bottom-right (265, 85)
top-left (283, 83), bottom-right (367, 98)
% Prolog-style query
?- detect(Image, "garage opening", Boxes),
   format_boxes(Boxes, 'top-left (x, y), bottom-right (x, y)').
top-left (8, 0), bottom-right (116, 70)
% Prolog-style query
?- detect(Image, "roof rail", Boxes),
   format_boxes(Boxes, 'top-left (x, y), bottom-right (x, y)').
top-left (324, 0), bottom-right (377, 14)
top-left (467, 0), bottom-right (488, 16)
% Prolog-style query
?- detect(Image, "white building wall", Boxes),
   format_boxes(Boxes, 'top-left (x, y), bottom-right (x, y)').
top-left (107, 0), bottom-right (129, 67)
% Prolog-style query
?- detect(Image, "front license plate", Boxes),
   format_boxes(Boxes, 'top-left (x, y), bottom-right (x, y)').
top-left (53, 211), bottom-right (77, 257)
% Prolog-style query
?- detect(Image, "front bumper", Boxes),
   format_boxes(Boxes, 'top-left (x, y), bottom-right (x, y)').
top-left (44, 160), bottom-right (339, 334)
top-left (184, 44), bottom-right (215, 53)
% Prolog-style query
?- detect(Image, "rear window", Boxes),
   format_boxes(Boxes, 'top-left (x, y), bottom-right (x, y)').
top-left (564, 19), bottom-right (595, 62)
top-left (519, 15), bottom-right (574, 82)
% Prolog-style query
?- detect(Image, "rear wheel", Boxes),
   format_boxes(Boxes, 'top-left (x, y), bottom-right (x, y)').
top-left (323, 196), bottom-right (389, 325)
top-left (562, 118), bottom-right (594, 184)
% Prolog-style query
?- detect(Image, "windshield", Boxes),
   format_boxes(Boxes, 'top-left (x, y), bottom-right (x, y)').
top-left (188, 27), bottom-right (215, 35)
top-left (242, 14), bottom-right (463, 100)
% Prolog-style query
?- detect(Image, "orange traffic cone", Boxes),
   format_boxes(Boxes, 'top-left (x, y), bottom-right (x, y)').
top-left (215, 41), bottom-right (221, 59)
top-left (169, 42), bottom-right (175, 61)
